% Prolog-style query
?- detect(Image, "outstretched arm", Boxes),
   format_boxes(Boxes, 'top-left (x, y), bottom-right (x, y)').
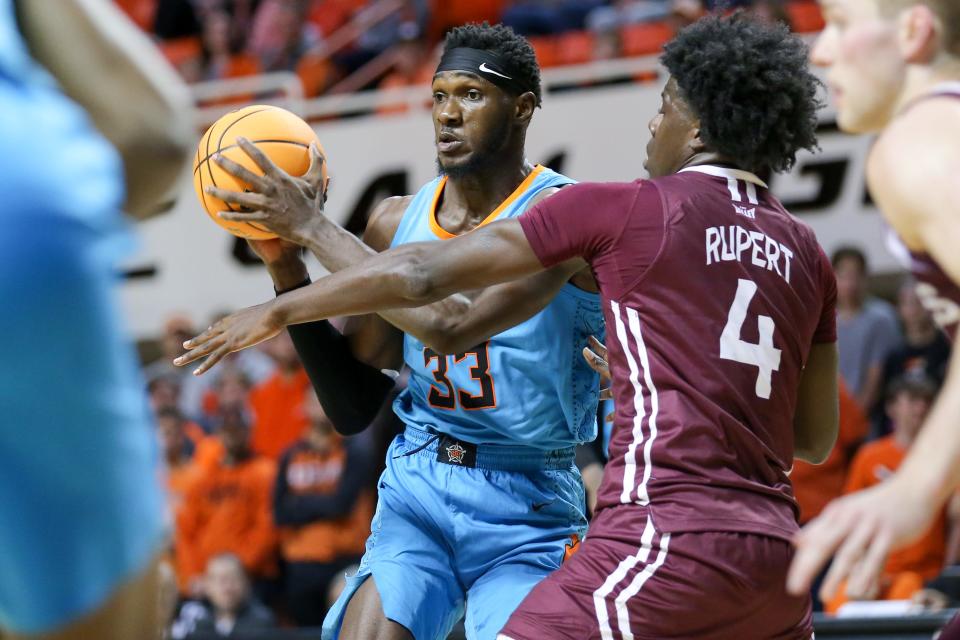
top-left (177, 218), bottom-right (582, 372)
top-left (206, 139), bottom-right (591, 356)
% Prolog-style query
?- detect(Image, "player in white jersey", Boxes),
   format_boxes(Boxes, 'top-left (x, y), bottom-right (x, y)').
top-left (787, 0), bottom-right (960, 607)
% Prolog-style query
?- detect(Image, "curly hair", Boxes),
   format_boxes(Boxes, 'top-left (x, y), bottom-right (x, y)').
top-left (661, 14), bottom-right (821, 173)
top-left (443, 22), bottom-right (543, 106)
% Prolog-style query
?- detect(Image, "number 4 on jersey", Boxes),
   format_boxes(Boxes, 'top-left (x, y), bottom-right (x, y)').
top-left (720, 279), bottom-right (782, 399)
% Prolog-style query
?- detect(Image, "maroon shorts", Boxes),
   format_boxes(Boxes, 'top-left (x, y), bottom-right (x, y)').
top-left (500, 505), bottom-right (812, 640)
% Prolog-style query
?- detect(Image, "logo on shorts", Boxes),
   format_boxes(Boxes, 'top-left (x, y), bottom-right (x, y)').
top-left (445, 443), bottom-right (467, 464)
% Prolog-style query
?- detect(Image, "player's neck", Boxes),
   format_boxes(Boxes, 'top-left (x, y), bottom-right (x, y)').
top-left (443, 158), bottom-right (534, 229)
top-left (677, 152), bottom-right (744, 174)
top-left (893, 59), bottom-right (960, 115)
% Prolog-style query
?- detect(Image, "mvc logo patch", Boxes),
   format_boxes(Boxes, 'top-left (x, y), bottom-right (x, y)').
top-left (445, 443), bottom-right (467, 464)
top-left (436, 435), bottom-right (477, 467)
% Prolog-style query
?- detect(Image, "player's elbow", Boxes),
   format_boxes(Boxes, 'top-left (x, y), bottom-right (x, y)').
top-left (421, 306), bottom-right (474, 355)
top-left (793, 412), bottom-right (839, 465)
top-left (119, 113), bottom-right (193, 219)
top-left (421, 319), bottom-right (464, 356)
top-left (397, 251), bottom-right (443, 305)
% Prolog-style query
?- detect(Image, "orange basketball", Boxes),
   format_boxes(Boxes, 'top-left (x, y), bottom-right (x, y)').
top-left (192, 105), bottom-right (327, 240)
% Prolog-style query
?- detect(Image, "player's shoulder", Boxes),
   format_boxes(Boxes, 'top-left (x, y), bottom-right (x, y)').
top-left (540, 179), bottom-right (654, 208)
top-left (364, 195), bottom-right (415, 250)
top-left (872, 101), bottom-right (960, 218)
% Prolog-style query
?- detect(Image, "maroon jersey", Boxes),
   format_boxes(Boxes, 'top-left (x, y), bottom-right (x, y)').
top-left (888, 234), bottom-right (960, 341)
top-left (520, 165), bottom-right (837, 541)
top-left (889, 83), bottom-right (960, 341)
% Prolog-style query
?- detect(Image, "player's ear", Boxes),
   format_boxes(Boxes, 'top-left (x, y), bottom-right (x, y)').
top-left (689, 125), bottom-right (707, 154)
top-left (515, 92), bottom-right (536, 124)
top-left (898, 4), bottom-right (939, 63)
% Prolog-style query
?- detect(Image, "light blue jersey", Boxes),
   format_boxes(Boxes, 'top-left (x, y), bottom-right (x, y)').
top-left (391, 165), bottom-right (605, 450)
top-left (324, 166), bottom-right (604, 640)
top-left (0, 1), bottom-right (163, 632)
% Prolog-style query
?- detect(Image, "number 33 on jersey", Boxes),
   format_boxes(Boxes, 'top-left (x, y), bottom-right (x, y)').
top-left (389, 166), bottom-right (606, 451)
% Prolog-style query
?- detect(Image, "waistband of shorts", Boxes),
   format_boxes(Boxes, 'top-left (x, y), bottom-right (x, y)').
top-left (400, 423), bottom-right (576, 472)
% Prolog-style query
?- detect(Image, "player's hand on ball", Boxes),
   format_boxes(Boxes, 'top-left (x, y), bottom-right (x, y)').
top-left (582, 335), bottom-right (612, 401)
top-left (787, 476), bottom-right (938, 602)
top-left (205, 137), bottom-right (327, 244)
top-left (174, 301), bottom-right (283, 375)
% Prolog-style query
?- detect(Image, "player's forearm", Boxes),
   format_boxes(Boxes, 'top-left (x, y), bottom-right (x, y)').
top-left (299, 216), bottom-right (475, 350)
top-left (263, 255), bottom-right (310, 293)
top-left (18, 0), bottom-right (192, 219)
top-left (893, 347), bottom-right (960, 506)
top-left (272, 242), bottom-right (444, 327)
top-left (272, 220), bottom-right (543, 328)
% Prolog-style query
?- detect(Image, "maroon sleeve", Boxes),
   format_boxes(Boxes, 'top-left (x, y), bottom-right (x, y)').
top-left (813, 244), bottom-right (838, 343)
top-left (519, 181), bottom-right (638, 267)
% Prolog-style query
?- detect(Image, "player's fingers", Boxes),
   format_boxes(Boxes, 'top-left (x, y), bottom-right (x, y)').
top-left (846, 530), bottom-right (892, 599)
top-left (304, 143), bottom-right (326, 187)
top-left (182, 323), bottom-right (224, 351)
top-left (174, 334), bottom-right (225, 366)
top-left (219, 210), bottom-right (269, 223)
top-left (787, 516), bottom-right (845, 595)
top-left (237, 137), bottom-right (283, 179)
top-left (588, 335), bottom-right (607, 359)
top-left (205, 186), bottom-right (264, 210)
top-left (212, 153), bottom-right (268, 191)
top-left (192, 345), bottom-right (231, 376)
top-left (582, 346), bottom-right (610, 379)
top-left (818, 520), bottom-right (875, 602)
top-left (600, 387), bottom-right (613, 401)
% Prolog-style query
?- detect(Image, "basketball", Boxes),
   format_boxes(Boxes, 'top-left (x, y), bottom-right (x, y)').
top-left (192, 105), bottom-right (326, 240)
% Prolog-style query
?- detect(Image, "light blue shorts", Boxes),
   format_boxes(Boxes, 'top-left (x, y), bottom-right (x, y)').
top-left (0, 213), bottom-right (164, 633)
top-left (322, 425), bottom-right (587, 640)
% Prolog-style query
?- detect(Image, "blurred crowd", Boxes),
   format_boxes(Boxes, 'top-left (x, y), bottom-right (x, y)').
top-left (114, 0), bottom-right (824, 101)
top-left (148, 327), bottom-right (385, 635)
top-left (143, 243), bottom-right (960, 635)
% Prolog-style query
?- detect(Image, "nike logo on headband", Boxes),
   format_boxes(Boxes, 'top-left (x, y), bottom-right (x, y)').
top-left (479, 62), bottom-right (512, 80)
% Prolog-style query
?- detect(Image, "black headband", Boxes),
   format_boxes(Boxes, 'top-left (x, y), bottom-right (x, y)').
top-left (436, 47), bottom-right (532, 97)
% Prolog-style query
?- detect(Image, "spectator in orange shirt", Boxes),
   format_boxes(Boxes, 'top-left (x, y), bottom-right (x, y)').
top-left (249, 332), bottom-right (311, 459)
top-left (274, 391), bottom-right (374, 626)
top-left (176, 407), bottom-right (278, 598)
top-left (826, 373), bottom-right (951, 613)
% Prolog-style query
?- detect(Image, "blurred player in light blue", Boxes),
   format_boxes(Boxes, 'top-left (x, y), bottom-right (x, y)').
top-left (0, 1), bottom-right (191, 637)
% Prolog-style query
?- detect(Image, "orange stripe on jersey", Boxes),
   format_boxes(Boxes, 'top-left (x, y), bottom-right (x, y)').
top-left (428, 164), bottom-right (546, 240)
